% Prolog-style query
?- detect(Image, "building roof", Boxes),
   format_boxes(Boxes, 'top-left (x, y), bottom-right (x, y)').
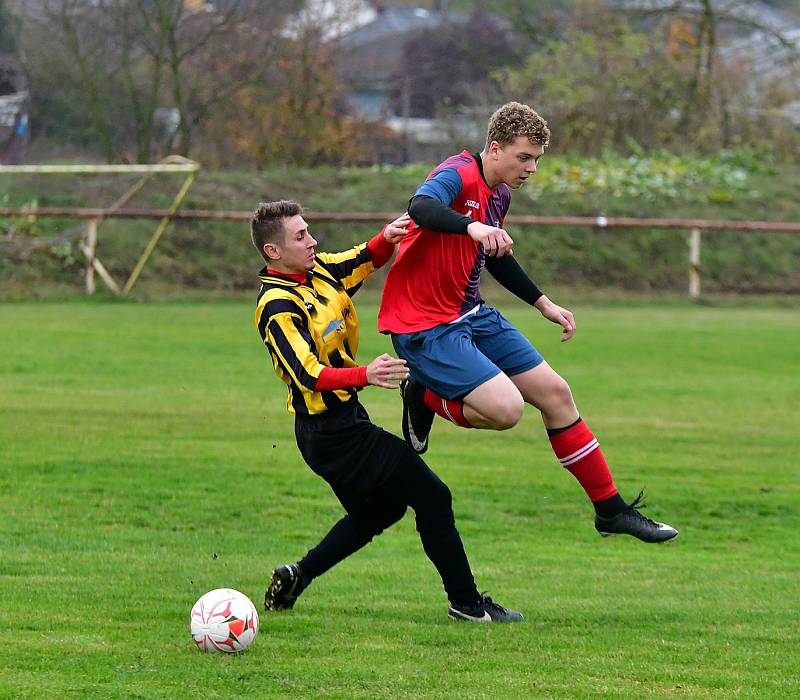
top-left (336, 6), bottom-right (450, 49)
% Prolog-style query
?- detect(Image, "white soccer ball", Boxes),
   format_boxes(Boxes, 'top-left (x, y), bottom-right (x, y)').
top-left (190, 588), bottom-right (259, 653)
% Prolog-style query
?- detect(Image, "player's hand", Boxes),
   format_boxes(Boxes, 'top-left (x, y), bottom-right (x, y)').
top-left (366, 353), bottom-right (409, 389)
top-left (467, 221), bottom-right (514, 257)
top-left (383, 213), bottom-right (412, 244)
top-left (534, 295), bottom-right (576, 342)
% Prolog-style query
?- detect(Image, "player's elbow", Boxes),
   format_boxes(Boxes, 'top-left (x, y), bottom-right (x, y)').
top-left (407, 195), bottom-right (427, 222)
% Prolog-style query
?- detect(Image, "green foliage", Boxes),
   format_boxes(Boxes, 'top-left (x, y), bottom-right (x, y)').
top-left (500, 20), bottom-right (688, 154)
top-left (522, 148), bottom-right (775, 204)
top-left (1, 301), bottom-right (799, 698)
top-left (499, 13), bottom-right (800, 157)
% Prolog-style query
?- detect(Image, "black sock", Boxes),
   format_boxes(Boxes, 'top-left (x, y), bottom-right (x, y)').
top-left (546, 416), bottom-right (582, 437)
top-left (593, 493), bottom-right (627, 518)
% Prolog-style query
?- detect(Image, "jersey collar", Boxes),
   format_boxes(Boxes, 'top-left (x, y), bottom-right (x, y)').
top-left (471, 151), bottom-right (494, 190)
top-left (258, 266), bottom-right (311, 286)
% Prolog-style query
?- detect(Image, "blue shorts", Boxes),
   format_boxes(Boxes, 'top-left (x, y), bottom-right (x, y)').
top-left (390, 305), bottom-right (544, 400)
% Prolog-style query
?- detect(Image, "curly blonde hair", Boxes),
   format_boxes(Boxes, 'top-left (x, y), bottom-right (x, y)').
top-left (486, 102), bottom-right (550, 147)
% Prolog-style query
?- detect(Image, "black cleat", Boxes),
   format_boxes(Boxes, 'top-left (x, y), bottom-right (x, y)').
top-left (401, 378), bottom-right (434, 454)
top-left (264, 563), bottom-right (307, 611)
top-left (595, 491), bottom-right (678, 543)
top-left (448, 594), bottom-right (524, 623)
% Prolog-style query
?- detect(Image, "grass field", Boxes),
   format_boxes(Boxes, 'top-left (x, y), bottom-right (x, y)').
top-left (1, 299), bottom-right (798, 699)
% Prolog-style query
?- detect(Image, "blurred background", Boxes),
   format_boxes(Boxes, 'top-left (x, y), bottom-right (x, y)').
top-left (1, 0), bottom-right (798, 297)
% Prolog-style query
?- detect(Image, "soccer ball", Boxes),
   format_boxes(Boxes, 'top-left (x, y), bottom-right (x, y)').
top-left (190, 588), bottom-right (259, 653)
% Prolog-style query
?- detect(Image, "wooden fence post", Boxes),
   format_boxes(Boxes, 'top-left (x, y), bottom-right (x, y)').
top-left (85, 218), bottom-right (97, 295)
top-left (689, 228), bottom-right (701, 300)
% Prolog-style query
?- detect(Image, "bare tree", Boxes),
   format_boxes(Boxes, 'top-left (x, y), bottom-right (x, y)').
top-left (620, 0), bottom-right (798, 137)
top-left (14, 0), bottom-right (297, 162)
top-left (490, 0), bottom-right (576, 45)
top-left (388, 9), bottom-right (522, 119)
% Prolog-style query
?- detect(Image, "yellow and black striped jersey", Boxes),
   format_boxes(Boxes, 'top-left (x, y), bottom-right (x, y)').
top-left (255, 243), bottom-right (379, 415)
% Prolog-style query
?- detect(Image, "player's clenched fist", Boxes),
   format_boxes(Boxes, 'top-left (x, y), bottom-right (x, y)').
top-left (467, 221), bottom-right (514, 257)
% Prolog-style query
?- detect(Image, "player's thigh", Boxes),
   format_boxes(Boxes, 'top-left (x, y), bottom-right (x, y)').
top-left (391, 322), bottom-right (500, 400)
top-left (296, 404), bottom-right (398, 495)
top-left (471, 306), bottom-right (544, 377)
top-left (462, 371), bottom-right (523, 424)
top-left (509, 361), bottom-right (574, 410)
top-left (371, 448), bottom-right (456, 530)
top-left (333, 430), bottom-right (411, 533)
top-left (345, 429), bottom-right (453, 532)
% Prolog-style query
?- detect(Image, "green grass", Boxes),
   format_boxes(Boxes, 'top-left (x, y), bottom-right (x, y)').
top-left (1, 299), bottom-right (798, 699)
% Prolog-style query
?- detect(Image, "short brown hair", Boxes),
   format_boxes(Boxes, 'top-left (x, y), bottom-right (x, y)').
top-left (251, 200), bottom-right (302, 262)
top-left (486, 102), bottom-right (550, 148)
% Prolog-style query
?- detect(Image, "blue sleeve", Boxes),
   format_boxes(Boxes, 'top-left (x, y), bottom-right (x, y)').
top-left (414, 168), bottom-right (463, 207)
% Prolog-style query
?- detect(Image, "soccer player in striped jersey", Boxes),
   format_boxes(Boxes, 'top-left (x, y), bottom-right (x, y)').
top-left (252, 200), bottom-right (523, 622)
top-left (378, 102), bottom-right (678, 543)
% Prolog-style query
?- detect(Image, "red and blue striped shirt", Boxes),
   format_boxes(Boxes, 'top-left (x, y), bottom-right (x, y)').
top-left (378, 151), bottom-right (511, 334)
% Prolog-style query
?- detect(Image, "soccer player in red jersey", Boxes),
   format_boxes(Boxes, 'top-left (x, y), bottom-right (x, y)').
top-left (378, 102), bottom-right (677, 543)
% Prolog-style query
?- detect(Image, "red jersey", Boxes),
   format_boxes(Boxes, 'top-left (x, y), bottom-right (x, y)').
top-left (378, 151), bottom-right (512, 334)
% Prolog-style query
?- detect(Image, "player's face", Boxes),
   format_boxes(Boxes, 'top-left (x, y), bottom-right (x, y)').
top-left (490, 136), bottom-right (545, 189)
top-left (267, 215), bottom-right (317, 273)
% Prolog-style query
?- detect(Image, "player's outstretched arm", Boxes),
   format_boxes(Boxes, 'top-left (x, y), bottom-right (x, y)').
top-left (316, 213), bottom-right (410, 289)
top-left (366, 353), bottom-right (409, 389)
top-left (534, 295), bottom-right (576, 342)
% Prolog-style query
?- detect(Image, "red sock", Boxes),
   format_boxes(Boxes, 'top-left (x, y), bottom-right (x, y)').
top-left (423, 388), bottom-right (473, 428)
top-left (548, 419), bottom-right (618, 502)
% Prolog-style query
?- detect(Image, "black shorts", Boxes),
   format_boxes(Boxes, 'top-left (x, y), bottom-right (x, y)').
top-left (294, 401), bottom-right (407, 499)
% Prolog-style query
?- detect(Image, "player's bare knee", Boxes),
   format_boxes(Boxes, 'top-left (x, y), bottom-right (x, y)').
top-left (552, 377), bottom-right (574, 408)
top-left (538, 377), bottom-right (576, 425)
top-left (535, 374), bottom-right (573, 410)
top-left (491, 394), bottom-right (524, 429)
